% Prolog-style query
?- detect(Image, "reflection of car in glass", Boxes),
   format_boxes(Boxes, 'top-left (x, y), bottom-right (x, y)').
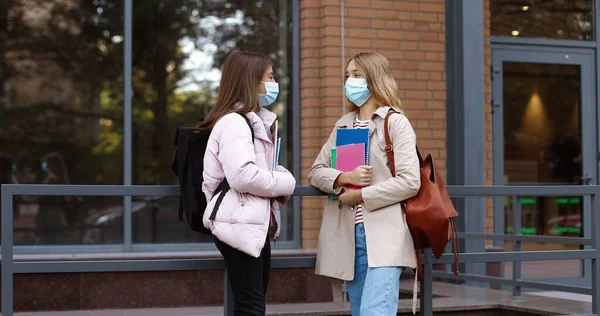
top-left (81, 196), bottom-right (212, 245)
top-left (80, 202), bottom-right (140, 244)
top-left (547, 214), bottom-right (582, 236)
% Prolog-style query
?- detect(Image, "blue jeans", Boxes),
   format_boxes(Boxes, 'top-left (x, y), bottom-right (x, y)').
top-left (347, 223), bottom-right (402, 316)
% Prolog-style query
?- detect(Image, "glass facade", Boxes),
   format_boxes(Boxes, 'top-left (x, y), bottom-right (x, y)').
top-left (1, 0), bottom-right (298, 250)
top-left (491, 0), bottom-right (594, 41)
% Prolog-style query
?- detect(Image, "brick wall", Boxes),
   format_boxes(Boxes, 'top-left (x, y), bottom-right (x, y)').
top-left (300, 0), bottom-right (447, 248)
top-left (299, 0), bottom-right (344, 249)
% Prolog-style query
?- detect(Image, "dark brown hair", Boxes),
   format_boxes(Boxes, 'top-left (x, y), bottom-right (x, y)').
top-left (43, 152), bottom-right (70, 184)
top-left (197, 51), bottom-right (272, 130)
top-left (0, 154), bottom-right (13, 184)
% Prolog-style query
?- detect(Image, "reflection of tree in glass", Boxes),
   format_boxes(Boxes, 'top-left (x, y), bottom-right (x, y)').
top-left (197, 0), bottom-right (287, 68)
top-left (1, 0), bottom-right (126, 185)
top-left (1, 0), bottom-right (288, 185)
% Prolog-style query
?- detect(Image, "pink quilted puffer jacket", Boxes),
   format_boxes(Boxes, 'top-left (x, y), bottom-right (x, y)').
top-left (202, 108), bottom-right (296, 257)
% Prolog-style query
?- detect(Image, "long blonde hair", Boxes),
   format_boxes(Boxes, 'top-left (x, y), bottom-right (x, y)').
top-left (346, 52), bottom-right (404, 114)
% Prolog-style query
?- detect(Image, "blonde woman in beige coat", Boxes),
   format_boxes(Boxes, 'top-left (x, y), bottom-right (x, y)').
top-left (308, 52), bottom-right (421, 316)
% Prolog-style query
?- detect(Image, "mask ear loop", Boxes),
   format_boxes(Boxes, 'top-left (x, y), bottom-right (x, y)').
top-left (261, 81), bottom-right (279, 95)
top-left (260, 81), bottom-right (271, 94)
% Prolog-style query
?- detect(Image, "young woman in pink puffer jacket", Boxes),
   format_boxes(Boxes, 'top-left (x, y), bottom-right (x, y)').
top-left (199, 51), bottom-right (296, 315)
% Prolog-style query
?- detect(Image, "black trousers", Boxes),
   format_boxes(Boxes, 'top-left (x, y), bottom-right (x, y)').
top-left (215, 236), bottom-right (271, 316)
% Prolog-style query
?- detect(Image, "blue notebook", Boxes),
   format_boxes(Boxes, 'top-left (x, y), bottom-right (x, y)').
top-left (336, 128), bottom-right (370, 164)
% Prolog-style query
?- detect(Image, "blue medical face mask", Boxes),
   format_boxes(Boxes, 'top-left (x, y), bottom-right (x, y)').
top-left (344, 77), bottom-right (371, 107)
top-left (258, 81), bottom-right (279, 107)
top-left (41, 161), bottom-right (48, 172)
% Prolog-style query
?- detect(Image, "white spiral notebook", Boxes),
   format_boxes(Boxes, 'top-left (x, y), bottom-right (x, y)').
top-left (273, 120), bottom-right (281, 169)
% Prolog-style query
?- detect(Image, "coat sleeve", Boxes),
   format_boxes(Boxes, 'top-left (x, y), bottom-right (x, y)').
top-left (308, 126), bottom-right (344, 195)
top-left (216, 114), bottom-right (296, 198)
top-left (361, 114), bottom-right (420, 212)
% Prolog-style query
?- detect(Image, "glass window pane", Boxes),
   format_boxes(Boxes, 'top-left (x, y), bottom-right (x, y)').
top-left (501, 61), bottom-right (583, 278)
top-left (131, 0), bottom-right (296, 244)
top-left (2, 1), bottom-right (124, 245)
top-left (132, 195), bottom-right (211, 243)
top-left (502, 62), bottom-right (581, 186)
top-left (491, 0), bottom-right (594, 41)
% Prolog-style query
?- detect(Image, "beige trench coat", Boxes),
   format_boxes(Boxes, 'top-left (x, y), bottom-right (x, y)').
top-left (308, 106), bottom-right (420, 282)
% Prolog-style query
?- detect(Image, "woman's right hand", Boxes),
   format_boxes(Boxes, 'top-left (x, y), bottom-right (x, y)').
top-left (345, 165), bottom-right (372, 186)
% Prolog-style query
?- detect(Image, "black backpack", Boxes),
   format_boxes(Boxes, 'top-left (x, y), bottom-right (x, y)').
top-left (171, 113), bottom-right (255, 234)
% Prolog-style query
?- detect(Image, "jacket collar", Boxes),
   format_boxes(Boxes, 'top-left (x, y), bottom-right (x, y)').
top-left (245, 107), bottom-right (277, 143)
top-left (335, 106), bottom-right (393, 127)
top-left (373, 106), bottom-right (393, 119)
top-left (254, 107), bottom-right (277, 127)
top-left (232, 102), bottom-right (277, 127)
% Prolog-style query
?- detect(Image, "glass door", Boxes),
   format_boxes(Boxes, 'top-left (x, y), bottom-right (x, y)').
top-left (492, 46), bottom-right (596, 287)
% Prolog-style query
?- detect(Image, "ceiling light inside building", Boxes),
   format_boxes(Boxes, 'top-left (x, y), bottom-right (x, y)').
top-left (522, 5), bottom-right (530, 11)
top-left (511, 30), bottom-right (520, 36)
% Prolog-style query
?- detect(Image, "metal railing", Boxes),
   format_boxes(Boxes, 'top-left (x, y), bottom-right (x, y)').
top-left (1, 184), bottom-right (599, 315)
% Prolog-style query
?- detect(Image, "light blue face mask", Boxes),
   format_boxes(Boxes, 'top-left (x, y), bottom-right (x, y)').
top-left (41, 161), bottom-right (48, 172)
top-left (258, 82), bottom-right (279, 107)
top-left (344, 77), bottom-right (371, 107)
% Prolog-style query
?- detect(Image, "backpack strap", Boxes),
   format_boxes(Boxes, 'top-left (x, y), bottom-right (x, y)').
top-left (383, 110), bottom-right (423, 176)
top-left (383, 111), bottom-right (397, 176)
top-left (208, 112), bottom-right (256, 221)
top-left (238, 112), bottom-right (255, 143)
top-left (384, 110), bottom-right (422, 279)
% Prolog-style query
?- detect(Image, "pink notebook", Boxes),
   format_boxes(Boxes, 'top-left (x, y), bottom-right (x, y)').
top-left (335, 143), bottom-right (366, 190)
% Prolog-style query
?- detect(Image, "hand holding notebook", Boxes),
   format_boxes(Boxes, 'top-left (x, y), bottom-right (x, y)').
top-left (335, 143), bottom-right (370, 190)
top-left (328, 148), bottom-right (371, 199)
top-left (343, 165), bottom-right (373, 187)
top-left (328, 128), bottom-right (371, 199)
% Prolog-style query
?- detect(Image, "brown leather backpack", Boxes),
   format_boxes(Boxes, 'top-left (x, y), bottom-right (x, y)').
top-left (383, 111), bottom-right (459, 276)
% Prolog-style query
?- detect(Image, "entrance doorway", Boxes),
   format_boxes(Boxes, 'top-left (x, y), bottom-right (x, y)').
top-left (492, 46), bottom-right (596, 286)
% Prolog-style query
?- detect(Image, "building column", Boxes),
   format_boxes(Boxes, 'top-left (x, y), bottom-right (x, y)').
top-left (446, 0), bottom-right (487, 278)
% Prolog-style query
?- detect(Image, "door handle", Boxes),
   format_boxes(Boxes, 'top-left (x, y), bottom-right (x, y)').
top-left (582, 174), bottom-right (593, 185)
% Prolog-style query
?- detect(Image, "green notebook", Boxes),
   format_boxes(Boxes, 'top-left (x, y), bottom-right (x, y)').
top-left (329, 148), bottom-right (338, 200)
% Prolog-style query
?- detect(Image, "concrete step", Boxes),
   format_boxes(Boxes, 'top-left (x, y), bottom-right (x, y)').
top-left (3, 296), bottom-right (584, 316)
top-left (5, 280), bottom-right (593, 316)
